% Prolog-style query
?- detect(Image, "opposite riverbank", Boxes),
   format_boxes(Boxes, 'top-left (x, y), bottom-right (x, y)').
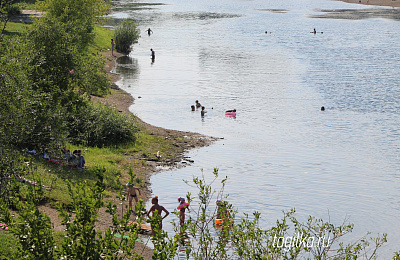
top-left (338, 0), bottom-right (400, 7)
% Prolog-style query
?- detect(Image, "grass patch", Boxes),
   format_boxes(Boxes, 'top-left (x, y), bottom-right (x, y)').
top-left (17, 127), bottom-right (178, 206)
top-left (93, 24), bottom-right (114, 51)
top-left (0, 230), bottom-right (67, 259)
top-left (4, 22), bottom-right (113, 51)
top-left (15, 0), bottom-right (37, 10)
top-left (2, 21), bottom-right (29, 37)
top-left (0, 231), bottom-right (19, 259)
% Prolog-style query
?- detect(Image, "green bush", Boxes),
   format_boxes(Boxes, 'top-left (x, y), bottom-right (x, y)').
top-left (67, 101), bottom-right (137, 147)
top-left (114, 19), bottom-right (140, 54)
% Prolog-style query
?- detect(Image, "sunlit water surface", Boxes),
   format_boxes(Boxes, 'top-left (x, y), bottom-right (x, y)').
top-left (111, 0), bottom-right (400, 256)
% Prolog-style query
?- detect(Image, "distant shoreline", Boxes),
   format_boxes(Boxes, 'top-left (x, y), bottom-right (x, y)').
top-left (338, 0), bottom-right (400, 8)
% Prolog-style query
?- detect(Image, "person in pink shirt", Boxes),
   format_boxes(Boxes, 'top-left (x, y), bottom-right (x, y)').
top-left (177, 197), bottom-right (190, 227)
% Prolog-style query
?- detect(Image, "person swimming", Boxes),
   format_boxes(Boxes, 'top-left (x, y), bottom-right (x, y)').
top-left (195, 100), bottom-right (201, 109)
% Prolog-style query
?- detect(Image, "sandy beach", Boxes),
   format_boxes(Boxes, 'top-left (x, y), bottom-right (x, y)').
top-left (339, 0), bottom-right (400, 7)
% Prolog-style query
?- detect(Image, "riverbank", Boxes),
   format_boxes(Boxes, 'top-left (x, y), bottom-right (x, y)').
top-left (99, 49), bottom-right (217, 189)
top-left (93, 49), bottom-right (217, 258)
top-left (338, 0), bottom-right (400, 7)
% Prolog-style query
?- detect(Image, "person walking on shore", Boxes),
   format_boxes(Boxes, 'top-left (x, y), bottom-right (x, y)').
top-left (111, 39), bottom-right (116, 56)
top-left (127, 182), bottom-right (141, 213)
top-left (146, 28), bottom-right (153, 36)
top-left (150, 48), bottom-right (155, 61)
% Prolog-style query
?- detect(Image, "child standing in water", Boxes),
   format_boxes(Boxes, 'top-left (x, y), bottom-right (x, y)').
top-left (201, 106), bottom-right (206, 117)
top-left (177, 197), bottom-right (190, 226)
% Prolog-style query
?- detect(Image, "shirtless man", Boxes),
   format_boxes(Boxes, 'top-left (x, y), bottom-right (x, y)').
top-left (146, 196), bottom-right (169, 235)
top-left (127, 182), bottom-right (141, 213)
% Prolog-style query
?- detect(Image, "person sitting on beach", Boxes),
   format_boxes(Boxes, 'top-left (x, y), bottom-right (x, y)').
top-left (61, 146), bottom-right (70, 161)
top-left (177, 197), bottom-right (190, 227)
top-left (77, 150), bottom-right (85, 169)
top-left (15, 174), bottom-right (52, 191)
top-left (195, 100), bottom-right (201, 109)
top-left (68, 150), bottom-right (79, 168)
top-left (127, 182), bottom-right (141, 213)
top-left (146, 196), bottom-right (169, 235)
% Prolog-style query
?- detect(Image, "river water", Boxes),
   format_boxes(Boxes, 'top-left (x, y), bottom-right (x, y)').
top-left (111, 0), bottom-right (400, 256)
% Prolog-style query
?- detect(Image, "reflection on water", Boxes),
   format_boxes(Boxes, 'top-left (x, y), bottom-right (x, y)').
top-left (114, 56), bottom-right (140, 84)
top-left (112, 0), bottom-right (400, 256)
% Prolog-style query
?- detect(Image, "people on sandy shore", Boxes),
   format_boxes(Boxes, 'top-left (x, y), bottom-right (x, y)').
top-left (146, 196), bottom-right (170, 235)
top-left (127, 182), bottom-right (141, 213)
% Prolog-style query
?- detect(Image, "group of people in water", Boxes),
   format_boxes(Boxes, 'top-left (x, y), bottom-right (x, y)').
top-left (191, 100), bottom-right (237, 118)
top-left (126, 183), bottom-right (230, 235)
top-left (191, 100), bottom-right (207, 116)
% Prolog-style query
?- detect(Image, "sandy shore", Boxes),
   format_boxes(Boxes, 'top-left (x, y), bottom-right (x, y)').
top-left (338, 0), bottom-right (400, 7)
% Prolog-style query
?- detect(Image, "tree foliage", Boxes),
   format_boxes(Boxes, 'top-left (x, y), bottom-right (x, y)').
top-left (35, 0), bottom-right (110, 50)
top-left (114, 19), bottom-right (140, 54)
top-left (0, 0), bottom-right (19, 38)
top-left (67, 101), bottom-right (137, 148)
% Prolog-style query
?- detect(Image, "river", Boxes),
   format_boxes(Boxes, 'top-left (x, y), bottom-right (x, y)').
top-left (110, 0), bottom-right (400, 256)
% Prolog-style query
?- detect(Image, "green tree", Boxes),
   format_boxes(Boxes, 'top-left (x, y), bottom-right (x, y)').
top-left (0, 35), bottom-right (68, 153)
top-left (114, 19), bottom-right (140, 54)
top-left (0, 0), bottom-right (19, 38)
top-left (36, 0), bottom-right (110, 50)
